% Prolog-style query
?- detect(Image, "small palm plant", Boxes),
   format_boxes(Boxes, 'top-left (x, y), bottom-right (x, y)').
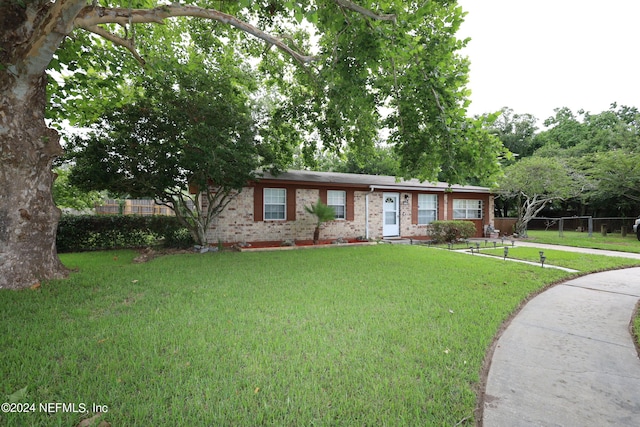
top-left (304, 199), bottom-right (335, 244)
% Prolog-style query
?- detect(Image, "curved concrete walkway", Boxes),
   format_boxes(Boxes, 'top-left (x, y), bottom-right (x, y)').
top-left (482, 267), bottom-right (640, 426)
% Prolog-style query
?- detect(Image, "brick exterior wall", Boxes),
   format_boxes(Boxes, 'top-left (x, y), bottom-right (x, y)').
top-left (206, 185), bottom-right (493, 244)
top-left (209, 188), bottom-right (370, 243)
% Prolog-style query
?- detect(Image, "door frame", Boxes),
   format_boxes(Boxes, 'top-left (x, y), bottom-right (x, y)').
top-left (382, 192), bottom-right (400, 237)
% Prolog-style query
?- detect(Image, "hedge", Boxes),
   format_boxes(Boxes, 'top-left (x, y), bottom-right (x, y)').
top-left (429, 220), bottom-right (477, 243)
top-left (56, 215), bottom-right (194, 253)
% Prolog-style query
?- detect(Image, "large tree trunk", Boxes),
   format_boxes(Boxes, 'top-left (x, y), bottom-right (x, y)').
top-left (0, 72), bottom-right (68, 289)
top-left (0, 1), bottom-right (79, 289)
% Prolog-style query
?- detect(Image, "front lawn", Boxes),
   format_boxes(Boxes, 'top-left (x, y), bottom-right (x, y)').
top-left (526, 230), bottom-right (640, 253)
top-left (0, 245), bottom-right (622, 426)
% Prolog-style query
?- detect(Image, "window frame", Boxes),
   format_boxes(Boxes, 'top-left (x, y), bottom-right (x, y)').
top-left (263, 188), bottom-right (286, 221)
top-left (453, 199), bottom-right (483, 220)
top-left (417, 194), bottom-right (438, 225)
top-left (327, 190), bottom-right (346, 220)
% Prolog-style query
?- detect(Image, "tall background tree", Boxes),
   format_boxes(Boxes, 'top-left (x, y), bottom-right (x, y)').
top-left (496, 156), bottom-right (583, 237)
top-left (1, 0), bottom-right (504, 289)
top-left (313, 144), bottom-right (401, 176)
top-left (67, 57), bottom-right (266, 246)
top-left (488, 107), bottom-right (540, 158)
top-left (490, 103), bottom-right (640, 221)
top-left (52, 166), bottom-right (104, 212)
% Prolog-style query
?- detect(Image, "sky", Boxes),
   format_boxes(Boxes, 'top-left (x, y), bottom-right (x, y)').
top-left (456, 0), bottom-right (640, 125)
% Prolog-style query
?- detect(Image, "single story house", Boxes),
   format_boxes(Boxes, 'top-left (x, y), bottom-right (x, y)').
top-left (207, 170), bottom-right (494, 244)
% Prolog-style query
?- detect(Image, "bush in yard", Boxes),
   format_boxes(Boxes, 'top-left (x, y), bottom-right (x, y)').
top-left (429, 220), bottom-right (477, 243)
top-left (56, 215), bottom-right (194, 252)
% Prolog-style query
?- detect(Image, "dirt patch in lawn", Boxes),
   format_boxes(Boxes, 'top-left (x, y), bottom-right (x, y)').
top-left (132, 247), bottom-right (193, 263)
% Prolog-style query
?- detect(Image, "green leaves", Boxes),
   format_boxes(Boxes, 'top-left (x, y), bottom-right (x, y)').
top-left (52, 167), bottom-right (104, 211)
top-left (580, 150), bottom-right (640, 215)
top-left (49, 0), bottom-right (496, 188)
top-left (498, 156), bottom-right (579, 200)
top-left (304, 199), bottom-right (335, 226)
top-left (66, 53), bottom-right (267, 244)
top-left (304, 199), bottom-right (335, 242)
top-left (497, 156), bottom-right (583, 235)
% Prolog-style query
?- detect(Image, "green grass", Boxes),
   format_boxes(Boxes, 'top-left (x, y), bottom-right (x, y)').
top-left (478, 246), bottom-right (640, 271)
top-left (0, 245), bottom-right (633, 426)
top-left (526, 230), bottom-right (640, 253)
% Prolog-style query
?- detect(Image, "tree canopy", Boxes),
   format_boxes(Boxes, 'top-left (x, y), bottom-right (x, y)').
top-left (1, 0), bottom-right (505, 288)
top-left (485, 107), bottom-right (540, 159)
top-left (45, 0), bottom-right (505, 184)
top-left (52, 166), bottom-right (104, 211)
top-left (67, 57), bottom-right (266, 245)
top-left (497, 156), bottom-right (583, 236)
top-left (489, 103), bottom-right (640, 219)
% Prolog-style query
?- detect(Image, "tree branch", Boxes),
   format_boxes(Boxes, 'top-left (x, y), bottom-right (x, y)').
top-left (81, 24), bottom-right (145, 65)
top-left (20, 0), bottom-right (86, 75)
top-left (334, 0), bottom-right (397, 23)
top-left (74, 4), bottom-right (318, 65)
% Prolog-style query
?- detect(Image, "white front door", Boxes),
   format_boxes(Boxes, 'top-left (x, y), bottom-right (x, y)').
top-left (383, 192), bottom-right (400, 237)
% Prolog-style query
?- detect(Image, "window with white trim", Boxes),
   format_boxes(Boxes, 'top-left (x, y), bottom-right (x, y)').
top-left (453, 199), bottom-right (483, 219)
top-left (327, 190), bottom-right (346, 220)
top-left (417, 194), bottom-right (437, 225)
top-left (264, 188), bottom-right (286, 220)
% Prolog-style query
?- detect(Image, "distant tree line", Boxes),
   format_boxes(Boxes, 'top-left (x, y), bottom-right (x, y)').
top-left (489, 104), bottom-right (640, 221)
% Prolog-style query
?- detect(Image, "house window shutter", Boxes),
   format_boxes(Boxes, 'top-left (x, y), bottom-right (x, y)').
top-left (412, 193), bottom-right (419, 225)
top-left (254, 185), bottom-right (263, 222)
top-left (319, 189), bottom-right (327, 205)
top-left (287, 188), bottom-right (296, 221)
top-left (346, 190), bottom-right (355, 221)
